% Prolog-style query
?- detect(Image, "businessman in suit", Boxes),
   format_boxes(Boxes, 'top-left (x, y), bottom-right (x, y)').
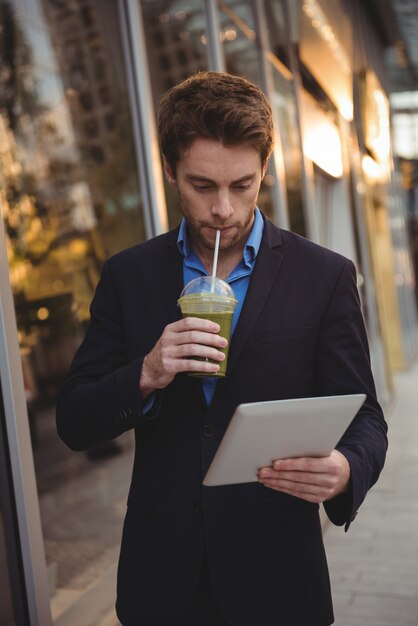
top-left (57, 71), bottom-right (388, 626)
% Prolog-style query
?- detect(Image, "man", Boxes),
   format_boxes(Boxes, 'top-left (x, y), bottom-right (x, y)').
top-left (57, 71), bottom-right (388, 626)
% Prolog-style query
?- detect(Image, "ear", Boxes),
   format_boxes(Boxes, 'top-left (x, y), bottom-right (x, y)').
top-left (163, 158), bottom-right (176, 184)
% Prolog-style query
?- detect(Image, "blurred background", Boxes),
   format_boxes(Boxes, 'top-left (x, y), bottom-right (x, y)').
top-left (0, 1), bottom-right (417, 625)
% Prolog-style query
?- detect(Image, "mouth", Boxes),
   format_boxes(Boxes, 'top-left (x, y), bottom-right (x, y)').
top-left (207, 225), bottom-right (235, 233)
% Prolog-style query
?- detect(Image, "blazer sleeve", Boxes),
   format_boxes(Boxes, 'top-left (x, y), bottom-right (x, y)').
top-left (56, 258), bottom-right (162, 451)
top-left (316, 260), bottom-right (388, 530)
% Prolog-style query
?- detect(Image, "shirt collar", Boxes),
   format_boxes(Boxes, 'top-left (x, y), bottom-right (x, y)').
top-left (177, 207), bottom-right (264, 268)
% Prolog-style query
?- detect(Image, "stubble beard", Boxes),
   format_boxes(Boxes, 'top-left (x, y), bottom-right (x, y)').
top-left (187, 206), bottom-right (256, 253)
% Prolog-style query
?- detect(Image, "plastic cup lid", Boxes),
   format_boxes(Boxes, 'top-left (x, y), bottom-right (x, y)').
top-left (179, 276), bottom-right (236, 300)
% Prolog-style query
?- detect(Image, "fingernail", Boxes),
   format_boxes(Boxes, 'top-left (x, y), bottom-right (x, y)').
top-left (273, 460), bottom-right (283, 469)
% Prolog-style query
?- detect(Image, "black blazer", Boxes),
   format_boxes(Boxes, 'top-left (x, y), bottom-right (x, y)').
top-left (57, 217), bottom-right (387, 626)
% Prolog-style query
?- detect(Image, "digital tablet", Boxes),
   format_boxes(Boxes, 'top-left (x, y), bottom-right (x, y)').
top-left (203, 393), bottom-right (366, 486)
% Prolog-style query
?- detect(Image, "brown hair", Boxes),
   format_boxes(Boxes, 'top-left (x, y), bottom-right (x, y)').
top-left (158, 71), bottom-right (274, 173)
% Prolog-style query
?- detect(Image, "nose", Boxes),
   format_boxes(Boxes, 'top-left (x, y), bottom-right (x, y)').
top-left (211, 190), bottom-right (233, 221)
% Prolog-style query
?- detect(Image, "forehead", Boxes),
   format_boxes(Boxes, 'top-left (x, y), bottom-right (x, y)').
top-left (178, 138), bottom-right (262, 178)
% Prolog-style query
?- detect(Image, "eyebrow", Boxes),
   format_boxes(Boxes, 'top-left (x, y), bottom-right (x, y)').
top-left (185, 173), bottom-right (256, 185)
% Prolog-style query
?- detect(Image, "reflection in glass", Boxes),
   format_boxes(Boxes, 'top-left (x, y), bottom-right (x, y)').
top-left (264, 0), bottom-right (306, 235)
top-left (141, 0), bottom-right (209, 229)
top-left (219, 0), bottom-right (275, 220)
top-left (218, 0), bottom-right (258, 85)
top-left (1, 0), bottom-right (145, 622)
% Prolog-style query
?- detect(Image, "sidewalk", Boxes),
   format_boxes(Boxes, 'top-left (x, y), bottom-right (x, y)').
top-left (323, 358), bottom-right (418, 626)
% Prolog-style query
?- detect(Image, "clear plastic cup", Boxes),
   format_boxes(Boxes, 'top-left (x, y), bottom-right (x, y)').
top-left (177, 276), bottom-right (238, 377)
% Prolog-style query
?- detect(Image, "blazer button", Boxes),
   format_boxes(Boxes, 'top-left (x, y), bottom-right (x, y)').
top-left (194, 503), bottom-right (204, 513)
top-left (203, 425), bottom-right (214, 438)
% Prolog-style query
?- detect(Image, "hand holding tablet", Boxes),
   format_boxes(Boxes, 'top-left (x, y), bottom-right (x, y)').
top-left (257, 448), bottom-right (352, 503)
top-left (203, 394), bottom-right (366, 487)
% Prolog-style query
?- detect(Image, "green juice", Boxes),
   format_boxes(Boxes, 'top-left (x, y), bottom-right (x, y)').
top-left (181, 311), bottom-right (234, 377)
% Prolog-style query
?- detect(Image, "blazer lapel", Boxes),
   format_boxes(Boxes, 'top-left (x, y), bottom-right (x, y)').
top-left (224, 219), bottom-right (284, 377)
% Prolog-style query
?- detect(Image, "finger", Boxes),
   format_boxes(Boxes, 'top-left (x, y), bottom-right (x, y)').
top-left (258, 468), bottom-right (325, 487)
top-left (272, 457), bottom-right (329, 473)
top-left (172, 317), bottom-right (221, 334)
top-left (259, 477), bottom-right (328, 495)
top-left (271, 458), bottom-right (347, 489)
top-left (172, 330), bottom-right (228, 348)
top-left (261, 483), bottom-right (324, 504)
top-left (175, 343), bottom-right (226, 361)
top-left (173, 357), bottom-right (221, 375)
top-left (262, 479), bottom-right (330, 502)
top-left (259, 474), bottom-right (338, 501)
top-left (259, 467), bottom-right (340, 491)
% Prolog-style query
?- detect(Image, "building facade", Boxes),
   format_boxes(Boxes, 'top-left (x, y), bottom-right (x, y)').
top-left (1, 1), bottom-right (417, 624)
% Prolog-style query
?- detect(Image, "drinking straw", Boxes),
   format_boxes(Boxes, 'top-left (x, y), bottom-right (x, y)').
top-left (211, 229), bottom-right (221, 292)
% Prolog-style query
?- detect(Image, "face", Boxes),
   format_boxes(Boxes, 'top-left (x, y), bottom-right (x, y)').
top-left (164, 138), bottom-right (265, 256)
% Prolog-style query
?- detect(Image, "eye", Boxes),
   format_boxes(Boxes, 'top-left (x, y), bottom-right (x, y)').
top-left (192, 184), bottom-right (212, 191)
top-left (232, 184), bottom-right (251, 191)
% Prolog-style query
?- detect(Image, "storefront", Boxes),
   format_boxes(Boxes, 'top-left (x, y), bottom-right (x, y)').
top-left (295, 0), bottom-right (418, 400)
top-left (0, 1), bottom-right (417, 624)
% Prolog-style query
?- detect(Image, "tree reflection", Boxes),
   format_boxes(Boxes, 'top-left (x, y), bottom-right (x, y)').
top-left (1, 0), bottom-right (144, 403)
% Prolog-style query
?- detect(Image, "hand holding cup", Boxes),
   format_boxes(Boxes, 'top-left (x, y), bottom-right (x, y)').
top-left (139, 316), bottom-right (228, 398)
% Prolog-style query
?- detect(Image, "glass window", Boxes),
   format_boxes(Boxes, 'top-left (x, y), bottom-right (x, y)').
top-left (98, 85), bottom-right (110, 106)
top-left (94, 58), bottom-right (106, 82)
top-left (218, 0), bottom-right (259, 85)
top-left (1, 0), bottom-right (146, 622)
top-left (83, 118), bottom-right (99, 139)
top-left (86, 32), bottom-right (102, 52)
top-left (176, 48), bottom-right (188, 66)
top-left (141, 0), bottom-right (209, 229)
top-left (158, 52), bottom-right (171, 71)
top-left (263, 0), bottom-right (306, 235)
top-left (218, 0), bottom-right (275, 221)
top-left (153, 29), bottom-right (165, 47)
top-left (105, 112), bottom-right (115, 132)
top-left (263, 0), bottom-right (291, 70)
top-left (80, 6), bottom-right (94, 29)
top-left (78, 90), bottom-right (94, 111)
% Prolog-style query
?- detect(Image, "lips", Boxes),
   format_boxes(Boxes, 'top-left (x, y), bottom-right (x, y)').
top-left (208, 226), bottom-right (234, 232)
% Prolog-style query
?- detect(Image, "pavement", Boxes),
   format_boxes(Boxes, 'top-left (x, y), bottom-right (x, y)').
top-left (324, 357), bottom-right (418, 625)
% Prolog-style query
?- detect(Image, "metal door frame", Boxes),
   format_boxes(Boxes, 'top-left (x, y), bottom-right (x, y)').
top-left (0, 212), bottom-right (53, 626)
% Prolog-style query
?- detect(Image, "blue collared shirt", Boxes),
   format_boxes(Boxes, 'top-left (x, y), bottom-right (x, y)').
top-left (177, 207), bottom-right (264, 405)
